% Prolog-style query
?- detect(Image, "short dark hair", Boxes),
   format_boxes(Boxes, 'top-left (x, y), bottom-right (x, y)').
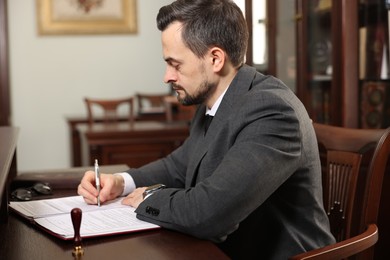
top-left (157, 0), bottom-right (248, 68)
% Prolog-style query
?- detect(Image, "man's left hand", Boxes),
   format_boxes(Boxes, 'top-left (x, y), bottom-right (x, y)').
top-left (121, 187), bottom-right (147, 208)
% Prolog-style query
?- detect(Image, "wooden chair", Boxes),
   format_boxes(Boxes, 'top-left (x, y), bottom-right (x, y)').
top-left (290, 123), bottom-right (390, 260)
top-left (290, 224), bottom-right (378, 260)
top-left (84, 97), bottom-right (134, 126)
top-left (164, 96), bottom-right (196, 123)
top-left (136, 93), bottom-right (167, 114)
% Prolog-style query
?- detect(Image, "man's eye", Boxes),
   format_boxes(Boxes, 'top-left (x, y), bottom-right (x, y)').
top-left (167, 62), bottom-right (180, 71)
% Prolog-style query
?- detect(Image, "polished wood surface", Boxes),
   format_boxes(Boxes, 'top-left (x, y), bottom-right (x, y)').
top-left (0, 127), bottom-right (18, 222)
top-left (2, 166), bottom-right (228, 260)
top-left (77, 121), bottom-right (189, 167)
top-left (1, 214), bottom-right (228, 260)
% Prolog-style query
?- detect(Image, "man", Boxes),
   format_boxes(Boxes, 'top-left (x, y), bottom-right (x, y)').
top-left (78, 0), bottom-right (335, 258)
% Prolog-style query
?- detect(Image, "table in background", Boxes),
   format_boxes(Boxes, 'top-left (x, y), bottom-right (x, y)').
top-left (67, 114), bottom-right (167, 167)
top-left (1, 166), bottom-right (228, 260)
top-left (73, 121), bottom-right (189, 168)
top-left (66, 107), bottom-right (193, 167)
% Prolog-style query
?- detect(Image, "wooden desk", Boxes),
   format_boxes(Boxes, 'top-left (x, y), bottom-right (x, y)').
top-left (1, 168), bottom-right (228, 260)
top-left (77, 121), bottom-right (189, 168)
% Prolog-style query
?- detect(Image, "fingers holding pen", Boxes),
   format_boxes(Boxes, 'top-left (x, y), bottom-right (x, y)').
top-left (78, 170), bottom-right (99, 204)
top-left (99, 174), bottom-right (124, 202)
top-left (78, 171), bottom-right (124, 205)
top-left (78, 184), bottom-right (97, 204)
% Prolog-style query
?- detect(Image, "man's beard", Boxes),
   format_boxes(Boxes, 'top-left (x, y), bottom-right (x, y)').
top-left (171, 80), bottom-right (216, 106)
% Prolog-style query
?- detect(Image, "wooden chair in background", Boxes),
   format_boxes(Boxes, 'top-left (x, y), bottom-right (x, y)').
top-left (84, 97), bottom-right (135, 126)
top-left (136, 93), bottom-right (167, 115)
top-left (135, 93), bottom-right (196, 123)
top-left (290, 123), bottom-right (390, 260)
top-left (164, 96), bottom-right (196, 123)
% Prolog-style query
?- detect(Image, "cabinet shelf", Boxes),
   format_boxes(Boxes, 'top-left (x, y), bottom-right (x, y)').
top-left (311, 75), bottom-right (332, 81)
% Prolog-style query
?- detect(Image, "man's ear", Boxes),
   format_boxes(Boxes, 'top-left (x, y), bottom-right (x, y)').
top-left (209, 47), bottom-right (225, 72)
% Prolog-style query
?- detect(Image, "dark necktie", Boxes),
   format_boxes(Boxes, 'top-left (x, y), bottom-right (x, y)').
top-left (204, 115), bottom-right (214, 135)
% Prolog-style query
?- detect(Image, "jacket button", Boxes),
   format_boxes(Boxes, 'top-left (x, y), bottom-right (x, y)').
top-left (146, 206), bottom-right (160, 216)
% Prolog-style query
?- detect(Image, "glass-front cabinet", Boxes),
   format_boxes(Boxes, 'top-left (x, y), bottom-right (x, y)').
top-left (359, 0), bottom-right (390, 128)
top-left (301, 0), bottom-right (333, 124)
top-left (296, 0), bottom-right (348, 125)
top-left (295, 0), bottom-right (389, 128)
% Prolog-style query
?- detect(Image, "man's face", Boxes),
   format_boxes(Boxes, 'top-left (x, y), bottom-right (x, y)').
top-left (161, 22), bottom-right (216, 106)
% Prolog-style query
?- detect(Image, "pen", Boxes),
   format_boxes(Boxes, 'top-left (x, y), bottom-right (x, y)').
top-left (94, 159), bottom-right (101, 207)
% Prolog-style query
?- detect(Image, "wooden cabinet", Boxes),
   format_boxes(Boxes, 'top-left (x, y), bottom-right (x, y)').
top-left (296, 0), bottom-right (359, 127)
top-left (295, 0), bottom-right (390, 128)
top-left (359, 1), bottom-right (390, 129)
top-left (76, 121), bottom-right (189, 168)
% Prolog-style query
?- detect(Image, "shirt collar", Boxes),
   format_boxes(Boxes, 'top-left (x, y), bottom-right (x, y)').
top-left (205, 86), bottom-right (229, 116)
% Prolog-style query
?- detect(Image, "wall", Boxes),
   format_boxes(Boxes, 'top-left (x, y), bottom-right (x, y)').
top-left (8, 0), bottom-right (173, 172)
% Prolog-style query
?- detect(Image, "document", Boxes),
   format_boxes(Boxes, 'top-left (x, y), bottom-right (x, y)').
top-left (9, 196), bottom-right (160, 240)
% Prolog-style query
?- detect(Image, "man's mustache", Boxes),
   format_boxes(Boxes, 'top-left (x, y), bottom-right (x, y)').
top-left (170, 83), bottom-right (185, 91)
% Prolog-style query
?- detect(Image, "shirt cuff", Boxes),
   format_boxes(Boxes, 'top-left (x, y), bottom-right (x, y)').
top-left (114, 172), bottom-right (136, 196)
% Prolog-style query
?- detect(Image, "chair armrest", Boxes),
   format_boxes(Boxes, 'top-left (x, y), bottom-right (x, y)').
top-left (289, 224), bottom-right (378, 260)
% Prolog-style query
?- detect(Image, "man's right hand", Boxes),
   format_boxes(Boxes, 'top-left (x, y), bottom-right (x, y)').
top-left (77, 171), bottom-right (125, 205)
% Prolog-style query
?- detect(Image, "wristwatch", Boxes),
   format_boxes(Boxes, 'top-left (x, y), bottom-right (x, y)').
top-left (142, 184), bottom-right (166, 199)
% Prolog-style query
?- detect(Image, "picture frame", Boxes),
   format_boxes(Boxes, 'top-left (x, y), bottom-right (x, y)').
top-left (36, 0), bottom-right (137, 35)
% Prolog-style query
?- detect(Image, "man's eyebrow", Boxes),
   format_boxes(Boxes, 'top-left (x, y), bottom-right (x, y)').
top-left (164, 57), bottom-right (181, 64)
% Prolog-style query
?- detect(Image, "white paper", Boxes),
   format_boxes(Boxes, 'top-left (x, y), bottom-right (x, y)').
top-left (10, 196), bottom-right (126, 218)
top-left (35, 207), bottom-right (159, 239)
top-left (9, 196), bottom-right (160, 239)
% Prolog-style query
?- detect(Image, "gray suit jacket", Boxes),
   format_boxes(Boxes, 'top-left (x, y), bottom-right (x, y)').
top-left (129, 65), bottom-right (335, 259)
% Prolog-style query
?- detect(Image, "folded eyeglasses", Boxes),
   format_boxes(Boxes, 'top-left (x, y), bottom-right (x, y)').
top-left (11, 183), bottom-right (52, 201)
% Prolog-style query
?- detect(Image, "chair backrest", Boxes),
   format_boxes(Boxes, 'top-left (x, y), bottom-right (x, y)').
top-left (313, 123), bottom-right (390, 258)
top-left (164, 96), bottom-right (196, 123)
top-left (324, 150), bottom-right (362, 241)
top-left (84, 97), bottom-right (134, 126)
top-left (136, 93), bottom-right (167, 115)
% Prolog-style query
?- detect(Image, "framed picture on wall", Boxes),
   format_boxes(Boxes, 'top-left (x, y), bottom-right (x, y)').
top-left (36, 0), bottom-right (137, 35)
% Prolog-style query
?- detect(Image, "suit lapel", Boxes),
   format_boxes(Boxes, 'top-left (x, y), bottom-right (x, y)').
top-left (185, 65), bottom-right (258, 187)
top-left (204, 65), bottom-right (258, 138)
top-left (185, 111), bottom-right (213, 187)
